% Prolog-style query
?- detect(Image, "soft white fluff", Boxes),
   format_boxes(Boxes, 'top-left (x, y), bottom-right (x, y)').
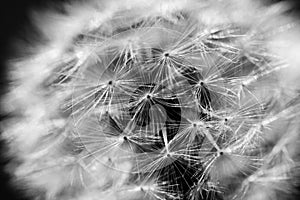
top-left (1, 0), bottom-right (300, 200)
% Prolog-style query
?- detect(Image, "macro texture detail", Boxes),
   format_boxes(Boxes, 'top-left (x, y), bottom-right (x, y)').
top-left (1, 0), bottom-right (300, 200)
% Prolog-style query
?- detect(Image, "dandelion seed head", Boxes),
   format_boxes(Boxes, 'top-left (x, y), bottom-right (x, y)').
top-left (2, 0), bottom-right (300, 200)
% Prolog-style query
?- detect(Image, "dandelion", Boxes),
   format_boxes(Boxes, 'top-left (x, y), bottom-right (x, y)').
top-left (1, 0), bottom-right (300, 200)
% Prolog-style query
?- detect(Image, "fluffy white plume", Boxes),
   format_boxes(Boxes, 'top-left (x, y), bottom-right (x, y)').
top-left (1, 0), bottom-right (300, 200)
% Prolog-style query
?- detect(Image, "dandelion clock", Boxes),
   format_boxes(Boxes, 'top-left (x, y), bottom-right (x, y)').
top-left (1, 0), bottom-right (300, 200)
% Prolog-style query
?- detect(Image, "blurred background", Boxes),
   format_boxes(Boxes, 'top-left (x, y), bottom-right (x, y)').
top-left (0, 0), bottom-right (299, 199)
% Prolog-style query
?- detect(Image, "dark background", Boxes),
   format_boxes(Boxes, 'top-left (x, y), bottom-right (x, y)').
top-left (0, 0), bottom-right (299, 199)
